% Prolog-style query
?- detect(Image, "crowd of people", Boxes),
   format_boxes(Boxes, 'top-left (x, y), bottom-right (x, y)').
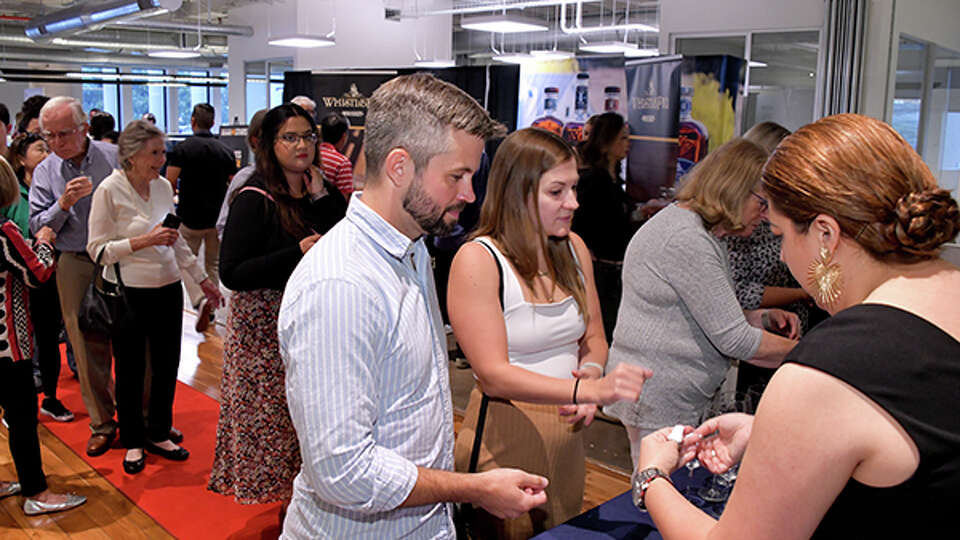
top-left (0, 72), bottom-right (956, 540)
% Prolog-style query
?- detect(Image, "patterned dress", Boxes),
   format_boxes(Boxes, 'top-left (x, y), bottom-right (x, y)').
top-left (208, 288), bottom-right (299, 503)
top-left (208, 174), bottom-right (346, 504)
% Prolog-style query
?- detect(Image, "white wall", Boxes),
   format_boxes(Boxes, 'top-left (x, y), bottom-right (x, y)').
top-left (659, 0), bottom-right (824, 51)
top-left (226, 0), bottom-right (451, 124)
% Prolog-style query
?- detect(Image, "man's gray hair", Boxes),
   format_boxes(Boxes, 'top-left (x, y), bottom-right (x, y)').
top-left (364, 73), bottom-right (506, 181)
top-left (118, 119), bottom-right (165, 171)
top-left (39, 96), bottom-right (86, 130)
top-left (290, 95), bottom-right (317, 112)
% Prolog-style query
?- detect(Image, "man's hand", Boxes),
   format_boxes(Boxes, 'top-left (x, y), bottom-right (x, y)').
top-left (35, 226), bottom-right (56, 244)
top-left (58, 176), bottom-right (92, 211)
top-left (299, 233), bottom-right (322, 254)
top-left (471, 468), bottom-right (548, 519)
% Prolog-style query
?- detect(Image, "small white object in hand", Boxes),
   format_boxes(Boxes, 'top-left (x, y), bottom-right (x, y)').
top-left (667, 425), bottom-right (684, 443)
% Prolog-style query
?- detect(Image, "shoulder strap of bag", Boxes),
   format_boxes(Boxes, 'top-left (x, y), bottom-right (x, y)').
top-left (94, 247), bottom-right (125, 291)
top-left (238, 185), bottom-right (276, 202)
top-left (467, 240), bottom-right (504, 473)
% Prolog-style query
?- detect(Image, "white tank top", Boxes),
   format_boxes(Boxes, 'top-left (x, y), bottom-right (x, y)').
top-left (476, 237), bottom-right (586, 379)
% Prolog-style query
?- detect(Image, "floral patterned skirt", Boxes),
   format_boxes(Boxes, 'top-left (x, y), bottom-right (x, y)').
top-left (208, 288), bottom-right (301, 504)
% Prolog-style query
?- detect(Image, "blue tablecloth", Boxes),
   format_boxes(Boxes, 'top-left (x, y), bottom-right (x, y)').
top-left (532, 466), bottom-right (724, 539)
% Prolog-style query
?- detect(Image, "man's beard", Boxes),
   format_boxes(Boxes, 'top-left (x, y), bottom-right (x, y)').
top-left (402, 175), bottom-right (465, 237)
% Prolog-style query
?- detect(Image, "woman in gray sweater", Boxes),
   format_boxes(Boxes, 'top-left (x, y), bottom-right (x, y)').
top-left (604, 138), bottom-right (799, 465)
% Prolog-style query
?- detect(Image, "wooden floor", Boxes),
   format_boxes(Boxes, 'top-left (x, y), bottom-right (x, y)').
top-left (0, 310), bottom-right (629, 537)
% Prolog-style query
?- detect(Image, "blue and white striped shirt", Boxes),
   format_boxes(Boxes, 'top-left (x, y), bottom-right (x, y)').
top-left (278, 195), bottom-right (456, 539)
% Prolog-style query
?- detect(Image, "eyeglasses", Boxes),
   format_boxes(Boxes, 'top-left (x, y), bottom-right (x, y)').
top-left (41, 126), bottom-right (82, 142)
top-left (750, 191), bottom-right (769, 212)
top-left (277, 132), bottom-right (319, 145)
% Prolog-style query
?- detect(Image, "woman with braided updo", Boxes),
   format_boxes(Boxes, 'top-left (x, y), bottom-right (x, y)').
top-left (635, 113), bottom-right (960, 539)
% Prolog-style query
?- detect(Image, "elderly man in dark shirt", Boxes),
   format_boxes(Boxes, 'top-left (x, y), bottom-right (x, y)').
top-left (165, 103), bottom-right (235, 332)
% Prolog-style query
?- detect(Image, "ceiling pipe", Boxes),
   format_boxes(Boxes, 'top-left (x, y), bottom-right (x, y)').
top-left (25, 0), bottom-right (183, 41)
top-left (0, 49), bottom-right (220, 68)
top-left (110, 19), bottom-right (253, 37)
top-left (559, 1), bottom-right (658, 35)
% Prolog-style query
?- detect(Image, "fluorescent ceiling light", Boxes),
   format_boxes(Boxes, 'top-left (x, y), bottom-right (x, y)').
top-left (148, 49), bottom-right (202, 59)
top-left (419, 1), bottom-right (601, 16)
top-left (492, 53), bottom-right (534, 64)
top-left (461, 14), bottom-right (548, 33)
top-left (579, 41), bottom-right (642, 55)
top-left (268, 34), bottom-right (335, 48)
top-left (748, 60), bottom-right (768, 68)
top-left (530, 49), bottom-right (575, 61)
top-left (147, 81), bottom-right (185, 87)
top-left (414, 59), bottom-right (456, 68)
top-left (623, 47), bottom-right (660, 58)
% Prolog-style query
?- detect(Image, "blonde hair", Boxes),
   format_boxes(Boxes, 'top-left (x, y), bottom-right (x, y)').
top-left (676, 138), bottom-right (768, 233)
top-left (0, 156), bottom-right (21, 209)
top-left (471, 128), bottom-right (587, 317)
top-left (763, 113), bottom-right (959, 263)
top-left (743, 121), bottom-right (791, 154)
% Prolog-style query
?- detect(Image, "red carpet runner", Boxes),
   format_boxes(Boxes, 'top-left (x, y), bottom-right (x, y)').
top-left (39, 353), bottom-right (283, 539)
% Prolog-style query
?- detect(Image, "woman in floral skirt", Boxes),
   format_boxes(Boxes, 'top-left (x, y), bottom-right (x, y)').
top-left (208, 103), bottom-right (346, 510)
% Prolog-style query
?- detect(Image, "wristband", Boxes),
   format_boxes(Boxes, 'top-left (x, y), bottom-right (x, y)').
top-left (632, 467), bottom-right (672, 511)
top-left (578, 362), bottom-right (604, 374)
top-left (572, 378), bottom-right (581, 404)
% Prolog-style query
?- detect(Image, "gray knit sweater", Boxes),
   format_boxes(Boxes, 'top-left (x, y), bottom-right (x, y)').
top-left (604, 203), bottom-right (763, 430)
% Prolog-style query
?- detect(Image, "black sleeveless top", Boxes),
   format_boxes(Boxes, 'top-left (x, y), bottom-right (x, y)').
top-left (784, 303), bottom-right (960, 538)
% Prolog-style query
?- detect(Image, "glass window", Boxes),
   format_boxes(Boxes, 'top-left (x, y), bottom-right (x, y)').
top-left (744, 31), bottom-right (820, 132)
top-left (131, 68), bottom-right (168, 133)
top-left (177, 70), bottom-right (211, 134)
top-left (220, 81), bottom-right (230, 126)
top-left (270, 60), bottom-right (292, 109)
top-left (675, 36), bottom-right (746, 58)
top-left (892, 37), bottom-right (926, 149)
top-left (81, 66), bottom-right (120, 123)
top-left (245, 61), bottom-right (267, 123)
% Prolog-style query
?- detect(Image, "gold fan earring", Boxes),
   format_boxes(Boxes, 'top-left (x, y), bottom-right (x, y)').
top-left (807, 246), bottom-right (842, 306)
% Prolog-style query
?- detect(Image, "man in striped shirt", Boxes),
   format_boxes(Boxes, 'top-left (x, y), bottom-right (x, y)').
top-left (278, 73), bottom-right (548, 539)
top-left (318, 112), bottom-right (354, 198)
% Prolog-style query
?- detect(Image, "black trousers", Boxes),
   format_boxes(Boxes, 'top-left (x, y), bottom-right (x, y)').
top-left (0, 359), bottom-right (47, 496)
top-left (593, 260), bottom-right (623, 344)
top-left (29, 275), bottom-right (64, 399)
top-left (111, 282), bottom-right (183, 449)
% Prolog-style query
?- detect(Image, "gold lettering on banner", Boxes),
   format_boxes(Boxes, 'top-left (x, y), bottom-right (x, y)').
top-left (631, 78), bottom-right (670, 111)
top-left (321, 83), bottom-right (369, 109)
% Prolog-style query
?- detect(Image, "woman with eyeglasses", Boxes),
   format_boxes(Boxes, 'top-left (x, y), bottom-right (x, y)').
top-left (209, 103), bottom-right (346, 510)
top-left (604, 138), bottom-right (800, 466)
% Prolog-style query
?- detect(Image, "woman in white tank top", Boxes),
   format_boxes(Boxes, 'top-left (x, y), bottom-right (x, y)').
top-left (449, 128), bottom-right (652, 538)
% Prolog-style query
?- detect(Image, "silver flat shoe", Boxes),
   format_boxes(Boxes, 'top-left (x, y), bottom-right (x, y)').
top-left (0, 482), bottom-right (21, 498)
top-left (23, 493), bottom-right (87, 515)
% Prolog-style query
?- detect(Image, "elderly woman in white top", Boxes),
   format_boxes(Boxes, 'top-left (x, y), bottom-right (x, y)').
top-left (87, 120), bottom-right (222, 475)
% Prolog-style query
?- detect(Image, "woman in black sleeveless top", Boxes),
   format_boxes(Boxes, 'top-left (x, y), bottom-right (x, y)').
top-left (633, 113), bottom-right (960, 538)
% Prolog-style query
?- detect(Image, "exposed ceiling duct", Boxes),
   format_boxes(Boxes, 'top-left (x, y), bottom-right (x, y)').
top-left (25, 0), bottom-right (183, 41)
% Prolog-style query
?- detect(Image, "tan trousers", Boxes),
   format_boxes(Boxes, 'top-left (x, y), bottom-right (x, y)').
top-left (179, 225), bottom-right (218, 307)
top-left (57, 252), bottom-right (116, 435)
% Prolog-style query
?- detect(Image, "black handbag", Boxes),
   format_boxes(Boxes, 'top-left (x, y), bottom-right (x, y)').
top-left (453, 240), bottom-right (502, 539)
top-left (78, 248), bottom-right (130, 336)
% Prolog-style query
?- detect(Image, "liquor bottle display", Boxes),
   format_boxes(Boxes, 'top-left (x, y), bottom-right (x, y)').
top-left (562, 72), bottom-right (590, 143)
top-left (603, 86), bottom-right (622, 112)
top-left (676, 86), bottom-right (709, 181)
top-left (532, 87), bottom-right (563, 135)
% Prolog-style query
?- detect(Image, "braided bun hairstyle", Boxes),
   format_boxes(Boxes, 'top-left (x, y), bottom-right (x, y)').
top-left (762, 113), bottom-right (959, 263)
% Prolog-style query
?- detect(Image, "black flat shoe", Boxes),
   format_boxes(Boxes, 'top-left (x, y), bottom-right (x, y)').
top-left (145, 441), bottom-right (189, 461)
top-left (123, 454), bottom-right (146, 474)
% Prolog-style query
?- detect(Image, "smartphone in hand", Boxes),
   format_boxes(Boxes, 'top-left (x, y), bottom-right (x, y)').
top-left (162, 213), bottom-right (182, 229)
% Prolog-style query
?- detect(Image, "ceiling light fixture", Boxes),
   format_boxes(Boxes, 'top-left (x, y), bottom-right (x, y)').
top-left (414, 59), bottom-right (456, 68)
top-left (413, 0), bottom-right (602, 17)
top-left (748, 60), bottom-right (768, 68)
top-left (492, 53), bottom-right (534, 64)
top-left (530, 49), bottom-right (575, 61)
top-left (148, 49), bottom-right (202, 59)
top-left (268, 34), bottom-right (335, 48)
top-left (579, 41), bottom-right (657, 56)
top-left (461, 14), bottom-right (549, 33)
